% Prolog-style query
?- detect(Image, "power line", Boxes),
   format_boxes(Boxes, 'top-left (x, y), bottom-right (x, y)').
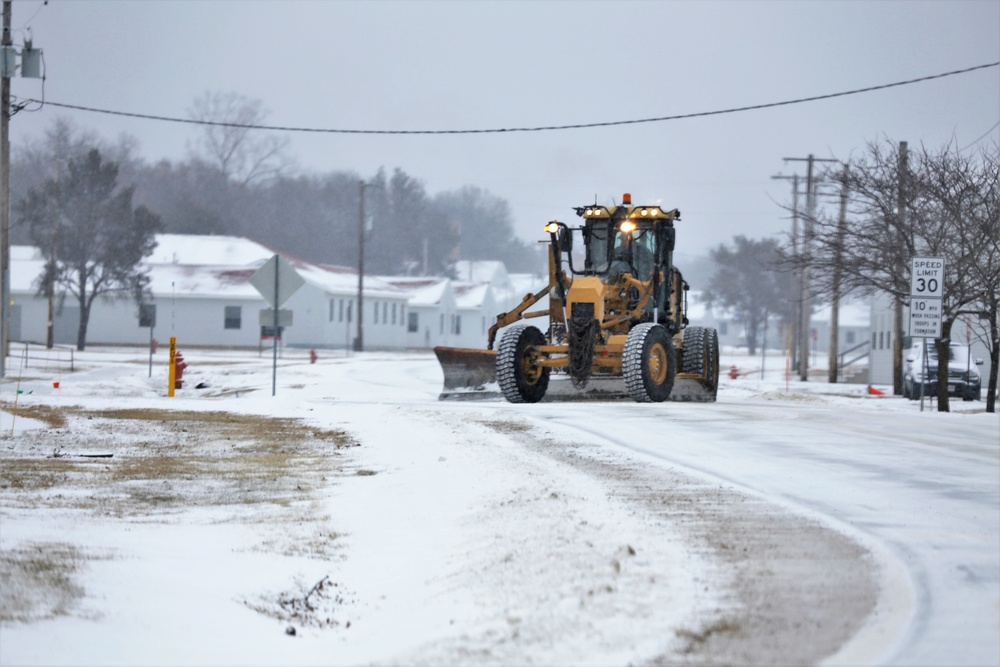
top-left (958, 119), bottom-right (1000, 152)
top-left (17, 61), bottom-right (999, 136)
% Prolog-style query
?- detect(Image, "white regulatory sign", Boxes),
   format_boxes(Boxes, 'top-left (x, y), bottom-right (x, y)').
top-left (908, 297), bottom-right (942, 337)
top-left (910, 257), bottom-right (945, 298)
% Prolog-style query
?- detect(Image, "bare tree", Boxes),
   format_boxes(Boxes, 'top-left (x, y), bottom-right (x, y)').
top-left (187, 92), bottom-right (292, 187)
top-left (781, 138), bottom-right (1000, 412)
top-left (920, 141), bottom-right (1000, 411)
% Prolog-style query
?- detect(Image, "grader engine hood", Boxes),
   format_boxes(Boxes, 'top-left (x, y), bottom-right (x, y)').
top-left (565, 276), bottom-right (606, 323)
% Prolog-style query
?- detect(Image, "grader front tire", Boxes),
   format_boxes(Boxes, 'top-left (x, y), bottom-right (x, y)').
top-left (497, 324), bottom-right (550, 403)
top-left (623, 323), bottom-right (675, 403)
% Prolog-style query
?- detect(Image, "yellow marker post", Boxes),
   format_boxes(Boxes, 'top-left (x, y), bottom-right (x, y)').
top-left (168, 336), bottom-right (177, 397)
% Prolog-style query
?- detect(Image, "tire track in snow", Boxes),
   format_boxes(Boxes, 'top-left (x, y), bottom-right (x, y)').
top-left (495, 405), bottom-right (892, 665)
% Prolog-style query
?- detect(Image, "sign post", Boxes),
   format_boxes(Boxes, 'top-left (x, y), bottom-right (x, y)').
top-left (250, 255), bottom-right (305, 396)
top-left (908, 257), bottom-right (945, 411)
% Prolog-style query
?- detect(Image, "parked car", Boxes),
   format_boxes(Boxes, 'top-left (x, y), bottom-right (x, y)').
top-left (903, 340), bottom-right (983, 401)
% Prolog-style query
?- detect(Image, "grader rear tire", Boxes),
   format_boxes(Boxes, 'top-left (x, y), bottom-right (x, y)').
top-left (682, 326), bottom-right (720, 402)
top-left (623, 323), bottom-right (675, 402)
top-left (497, 324), bottom-right (550, 403)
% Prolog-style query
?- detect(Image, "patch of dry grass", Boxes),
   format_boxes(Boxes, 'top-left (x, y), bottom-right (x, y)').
top-left (0, 402), bottom-right (70, 428)
top-left (0, 543), bottom-right (86, 623)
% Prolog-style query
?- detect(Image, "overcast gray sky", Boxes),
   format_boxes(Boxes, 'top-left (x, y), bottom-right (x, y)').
top-left (8, 0), bottom-right (1000, 264)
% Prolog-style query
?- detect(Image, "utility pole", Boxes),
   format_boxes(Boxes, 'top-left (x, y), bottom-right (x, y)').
top-left (355, 180), bottom-right (367, 352)
top-left (1, 0), bottom-right (10, 378)
top-left (829, 166), bottom-right (849, 383)
top-left (783, 154), bottom-right (838, 381)
top-left (893, 141), bottom-right (908, 396)
top-left (771, 173), bottom-right (801, 372)
top-left (355, 179), bottom-right (379, 352)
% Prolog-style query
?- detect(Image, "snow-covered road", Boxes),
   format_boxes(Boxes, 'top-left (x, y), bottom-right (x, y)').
top-left (1, 348), bottom-right (997, 665)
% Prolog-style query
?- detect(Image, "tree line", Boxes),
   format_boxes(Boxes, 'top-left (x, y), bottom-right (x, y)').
top-left (11, 94), bottom-right (541, 350)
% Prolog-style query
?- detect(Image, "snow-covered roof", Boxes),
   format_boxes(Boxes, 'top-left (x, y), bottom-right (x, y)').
top-left (11, 236), bottom-right (406, 301)
top-left (12, 245), bottom-right (42, 261)
top-left (384, 277), bottom-right (451, 307)
top-left (454, 260), bottom-right (510, 287)
top-left (150, 234), bottom-right (276, 266)
top-left (146, 263), bottom-right (263, 300)
top-left (10, 246), bottom-right (45, 292)
top-left (453, 282), bottom-right (492, 310)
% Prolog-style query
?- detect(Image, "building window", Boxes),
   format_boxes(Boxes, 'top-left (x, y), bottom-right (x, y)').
top-left (347, 301), bottom-right (352, 323)
top-left (224, 305), bottom-right (242, 330)
top-left (878, 331), bottom-right (884, 350)
top-left (408, 312), bottom-right (419, 333)
top-left (383, 302), bottom-right (388, 324)
top-left (374, 302), bottom-right (379, 324)
top-left (846, 331), bottom-right (856, 345)
top-left (339, 299), bottom-right (344, 322)
top-left (329, 299), bottom-right (335, 322)
top-left (872, 332), bottom-right (877, 349)
top-left (453, 315), bottom-right (461, 335)
top-left (392, 303), bottom-right (397, 325)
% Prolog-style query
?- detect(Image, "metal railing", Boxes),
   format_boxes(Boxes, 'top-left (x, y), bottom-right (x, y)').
top-left (7, 342), bottom-right (75, 372)
top-left (838, 340), bottom-right (870, 372)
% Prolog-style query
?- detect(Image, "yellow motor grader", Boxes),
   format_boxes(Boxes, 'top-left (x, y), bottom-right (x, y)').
top-left (434, 193), bottom-right (719, 403)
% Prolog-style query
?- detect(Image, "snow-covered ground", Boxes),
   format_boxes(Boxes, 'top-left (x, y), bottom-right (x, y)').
top-left (1, 346), bottom-right (997, 665)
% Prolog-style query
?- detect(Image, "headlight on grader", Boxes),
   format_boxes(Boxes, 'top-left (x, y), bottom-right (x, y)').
top-left (620, 220), bottom-right (637, 234)
top-left (544, 222), bottom-right (561, 234)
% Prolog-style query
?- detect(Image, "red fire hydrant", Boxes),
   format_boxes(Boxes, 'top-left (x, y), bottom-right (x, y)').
top-left (729, 365), bottom-right (739, 380)
top-left (151, 339), bottom-right (158, 354)
top-left (309, 349), bottom-right (318, 364)
top-left (174, 352), bottom-right (188, 389)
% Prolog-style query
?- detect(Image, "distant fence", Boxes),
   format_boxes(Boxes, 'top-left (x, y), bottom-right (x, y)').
top-left (7, 342), bottom-right (75, 372)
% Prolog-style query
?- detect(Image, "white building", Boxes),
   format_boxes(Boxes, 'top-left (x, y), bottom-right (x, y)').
top-left (7, 235), bottom-right (552, 353)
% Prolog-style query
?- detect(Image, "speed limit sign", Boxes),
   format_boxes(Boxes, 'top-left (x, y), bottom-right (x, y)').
top-left (910, 257), bottom-right (945, 298)
top-left (909, 257), bottom-right (944, 337)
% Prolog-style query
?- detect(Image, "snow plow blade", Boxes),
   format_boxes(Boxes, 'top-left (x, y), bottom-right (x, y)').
top-left (434, 345), bottom-right (717, 403)
top-left (434, 346), bottom-right (501, 400)
top-left (668, 374), bottom-right (719, 402)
